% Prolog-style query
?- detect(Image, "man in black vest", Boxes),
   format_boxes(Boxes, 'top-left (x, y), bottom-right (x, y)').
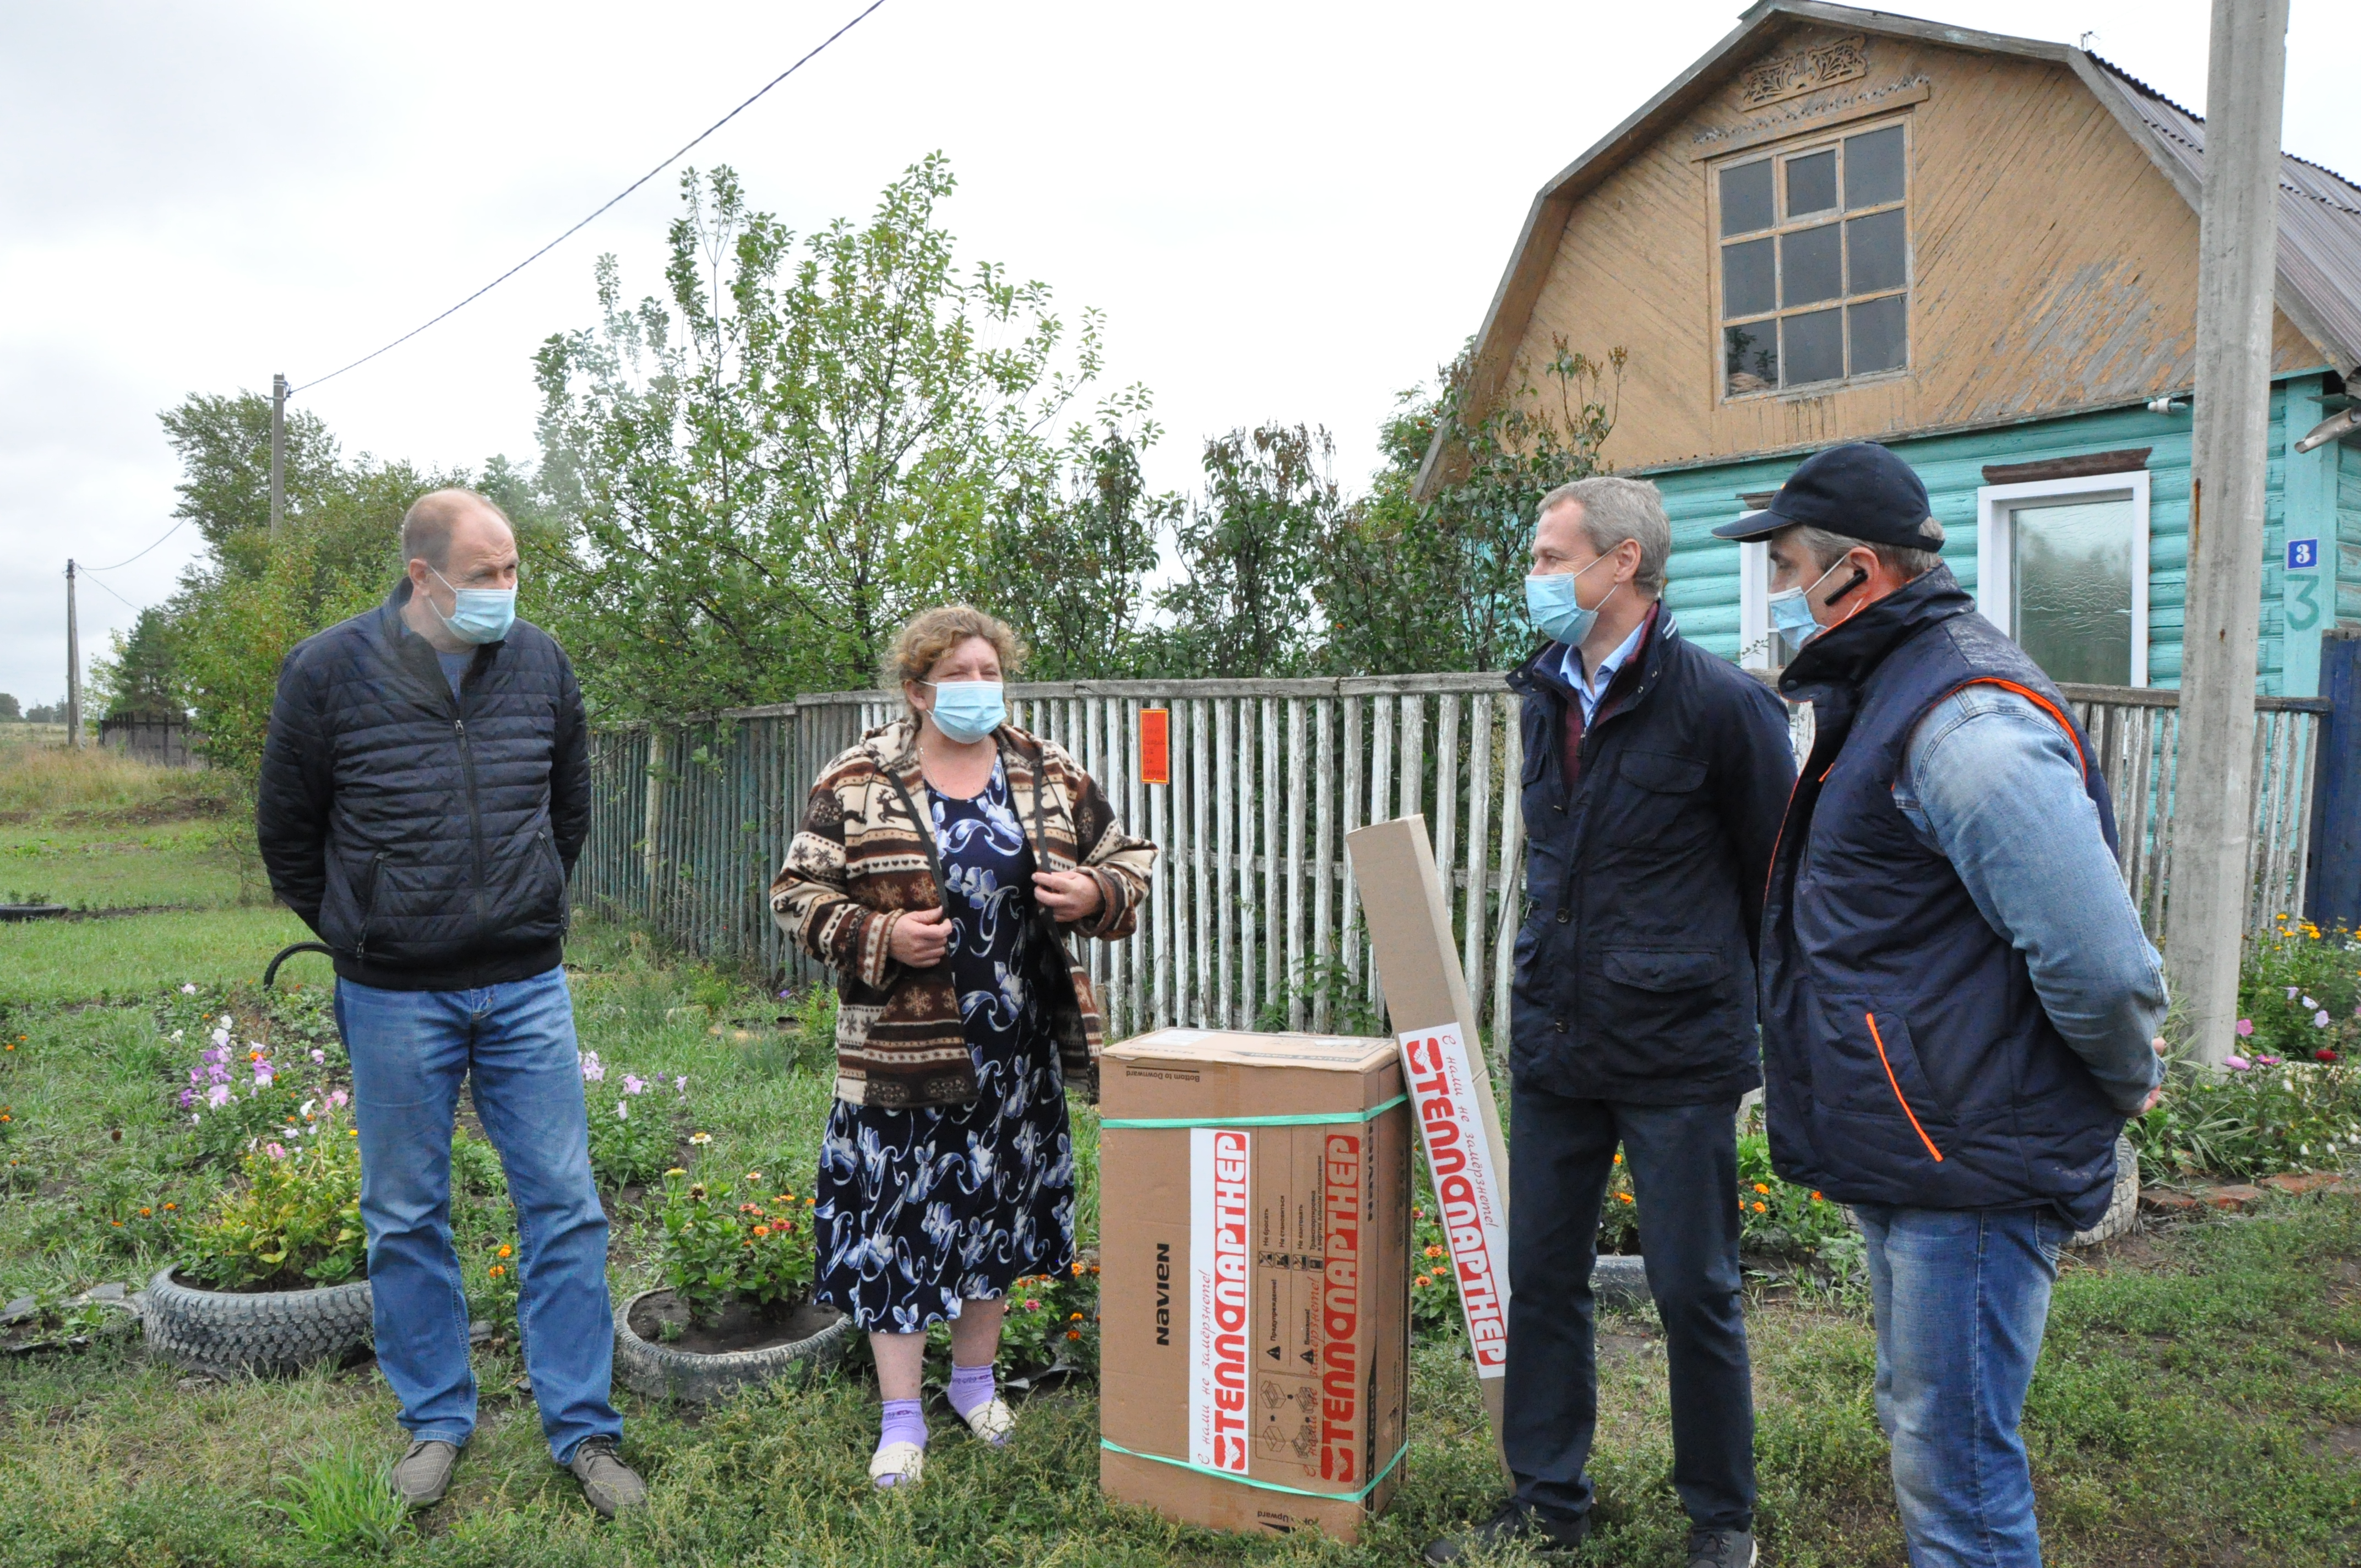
top-left (1425, 477), bottom-right (1796, 1568)
top-left (258, 490), bottom-right (644, 1518)
top-left (1717, 444), bottom-right (2167, 1567)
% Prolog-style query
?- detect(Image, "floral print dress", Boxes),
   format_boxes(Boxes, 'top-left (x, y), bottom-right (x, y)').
top-left (812, 759), bottom-right (1078, 1332)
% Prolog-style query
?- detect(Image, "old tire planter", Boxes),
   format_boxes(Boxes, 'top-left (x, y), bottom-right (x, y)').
top-left (613, 1289), bottom-right (853, 1405)
top-left (142, 1268), bottom-right (373, 1378)
top-left (2068, 1134), bottom-right (2142, 1248)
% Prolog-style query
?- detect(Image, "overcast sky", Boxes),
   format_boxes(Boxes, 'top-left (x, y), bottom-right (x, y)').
top-left (3, 0), bottom-right (2353, 707)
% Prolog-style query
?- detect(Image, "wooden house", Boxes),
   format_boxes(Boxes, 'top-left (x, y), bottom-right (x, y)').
top-left (1429, 0), bottom-right (2361, 694)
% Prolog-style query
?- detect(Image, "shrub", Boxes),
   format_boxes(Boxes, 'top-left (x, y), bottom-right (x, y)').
top-left (2239, 917), bottom-right (2361, 1064)
top-left (2131, 1058), bottom-right (2361, 1181)
top-left (179, 1105), bottom-right (365, 1291)
top-left (654, 1150), bottom-right (817, 1325)
top-left (580, 1049), bottom-right (687, 1190)
top-left (996, 1264), bottom-right (1099, 1371)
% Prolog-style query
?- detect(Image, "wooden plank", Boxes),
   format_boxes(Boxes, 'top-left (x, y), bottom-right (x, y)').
top-left (1399, 693), bottom-right (1426, 830)
top-left (1216, 698), bottom-right (1237, 1029)
top-left (1262, 698), bottom-right (1282, 1022)
top-left (1286, 696), bottom-right (1309, 1029)
top-left (1434, 694), bottom-right (1462, 927)
top-left (1238, 698), bottom-right (1259, 1028)
top-left (1341, 697), bottom-right (1366, 997)
top-left (1464, 693), bottom-right (1495, 1029)
top-left (1490, 711), bottom-right (1526, 1061)
top-left (1369, 697), bottom-right (1394, 1010)
top-left (1312, 697), bottom-right (1336, 1032)
top-left (1192, 699), bottom-right (1212, 1027)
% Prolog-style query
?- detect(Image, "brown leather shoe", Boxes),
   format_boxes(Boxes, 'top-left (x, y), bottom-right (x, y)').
top-left (391, 1439), bottom-right (460, 1510)
top-left (567, 1436), bottom-right (647, 1517)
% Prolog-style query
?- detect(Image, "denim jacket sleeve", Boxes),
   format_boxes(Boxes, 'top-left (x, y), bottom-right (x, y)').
top-left (1894, 687), bottom-right (2168, 1114)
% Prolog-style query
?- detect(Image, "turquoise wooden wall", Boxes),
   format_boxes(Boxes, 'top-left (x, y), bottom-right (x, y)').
top-left (1641, 375), bottom-right (2353, 696)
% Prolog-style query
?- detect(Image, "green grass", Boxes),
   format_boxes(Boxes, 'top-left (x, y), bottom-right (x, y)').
top-left (2, 750), bottom-right (2360, 1564)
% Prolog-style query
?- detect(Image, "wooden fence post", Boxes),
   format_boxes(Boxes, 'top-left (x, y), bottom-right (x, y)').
top-left (2306, 630), bottom-right (2361, 931)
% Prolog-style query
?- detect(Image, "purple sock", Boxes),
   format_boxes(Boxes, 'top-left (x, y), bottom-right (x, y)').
top-left (876, 1398), bottom-right (927, 1480)
top-left (947, 1362), bottom-right (997, 1420)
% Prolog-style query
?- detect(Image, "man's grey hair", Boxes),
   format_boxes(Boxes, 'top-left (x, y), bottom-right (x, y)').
top-left (1537, 476), bottom-right (1671, 596)
top-left (1780, 519), bottom-right (1947, 581)
top-left (400, 488), bottom-right (512, 571)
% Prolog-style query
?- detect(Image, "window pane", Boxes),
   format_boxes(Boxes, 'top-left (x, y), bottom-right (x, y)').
top-left (1846, 208), bottom-right (1907, 294)
top-left (1782, 308), bottom-right (1843, 385)
top-left (1786, 149), bottom-right (1836, 217)
top-left (1725, 322), bottom-right (1777, 395)
top-left (1845, 125), bottom-right (1905, 209)
top-left (1722, 238), bottom-right (1776, 318)
top-left (2011, 497), bottom-right (2136, 685)
top-left (1781, 224), bottom-right (1841, 306)
top-left (1721, 160), bottom-right (1774, 236)
top-left (1848, 294), bottom-right (1908, 374)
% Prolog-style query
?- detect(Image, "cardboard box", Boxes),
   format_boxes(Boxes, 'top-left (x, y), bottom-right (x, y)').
top-left (1346, 816), bottom-right (1514, 1458)
top-left (1097, 1027), bottom-right (1412, 1541)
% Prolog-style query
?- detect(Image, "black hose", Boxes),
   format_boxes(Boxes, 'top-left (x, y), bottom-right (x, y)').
top-left (262, 942), bottom-right (335, 990)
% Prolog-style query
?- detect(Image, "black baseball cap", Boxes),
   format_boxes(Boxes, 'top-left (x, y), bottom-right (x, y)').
top-left (1712, 441), bottom-right (1940, 549)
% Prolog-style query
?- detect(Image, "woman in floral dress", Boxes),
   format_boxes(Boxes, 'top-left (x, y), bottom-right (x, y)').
top-left (769, 606), bottom-right (1155, 1488)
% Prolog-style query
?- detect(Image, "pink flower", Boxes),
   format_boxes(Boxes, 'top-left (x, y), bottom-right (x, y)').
top-left (309, 1049), bottom-right (325, 1064)
top-left (206, 1085), bottom-right (232, 1108)
top-left (622, 1074), bottom-right (646, 1096)
top-left (674, 1075), bottom-right (688, 1093)
top-left (580, 1050), bottom-right (605, 1084)
top-left (2236, 1019), bottom-right (2256, 1037)
top-left (2287, 986), bottom-right (2301, 1000)
top-left (178, 983), bottom-right (197, 995)
top-left (2225, 1054), bottom-right (2251, 1071)
top-left (253, 1066), bottom-right (273, 1087)
top-left (2316, 1010), bottom-right (2333, 1028)
top-left (328, 1090), bottom-right (349, 1109)
top-left (265, 1142), bottom-right (287, 1159)
top-left (2258, 1055), bottom-right (2284, 1066)
top-left (614, 1099), bottom-right (629, 1120)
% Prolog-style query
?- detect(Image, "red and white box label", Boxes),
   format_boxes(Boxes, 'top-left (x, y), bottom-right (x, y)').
top-left (1189, 1126), bottom-right (1252, 1471)
top-left (1399, 1021), bottom-right (1511, 1377)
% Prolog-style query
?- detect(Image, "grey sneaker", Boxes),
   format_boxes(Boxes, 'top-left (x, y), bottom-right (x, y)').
top-left (1687, 1527), bottom-right (1758, 1568)
top-left (391, 1439), bottom-right (460, 1510)
top-left (567, 1436), bottom-right (647, 1517)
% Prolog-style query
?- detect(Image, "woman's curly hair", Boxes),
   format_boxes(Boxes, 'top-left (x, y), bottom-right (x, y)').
top-left (882, 605), bottom-right (1027, 716)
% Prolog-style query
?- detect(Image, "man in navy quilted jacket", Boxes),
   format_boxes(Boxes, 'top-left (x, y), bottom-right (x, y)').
top-left (258, 489), bottom-right (643, 1518)
top-left (1721, 443), bottom-right (2168, 1567)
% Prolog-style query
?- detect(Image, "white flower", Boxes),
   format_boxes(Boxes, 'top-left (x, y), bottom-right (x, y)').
top-left (615, 1098), bottom-right (629, 1120)
top-left (170, 1030), bottom-right (183, 1042)
top-left (178, 983), bottom-right (197, 995)
top-left (2305, 995), bottom-right (2320, 1010)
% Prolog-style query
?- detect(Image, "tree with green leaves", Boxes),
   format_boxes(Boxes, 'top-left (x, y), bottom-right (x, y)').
top-left (1321, 340), bottom-right (1624, 674)
top-left (88, 608), bottom-right (186, 720)
top-left (1153, 424), bottom-right (1342, 679)
top-left (535, 156), bottom-right (1126, 715)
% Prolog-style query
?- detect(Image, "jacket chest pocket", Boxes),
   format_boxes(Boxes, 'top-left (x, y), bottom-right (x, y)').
top-left (1618, 749), bottom-right (1707, 794)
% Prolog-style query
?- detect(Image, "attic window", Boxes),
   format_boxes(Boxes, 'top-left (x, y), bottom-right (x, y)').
top-left (1716, 119), bottom-right (1910, 398)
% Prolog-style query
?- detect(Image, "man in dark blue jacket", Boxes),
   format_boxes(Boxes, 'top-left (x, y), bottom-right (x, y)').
top-left (1426, 477), bottom-right (1797, 1568)
top-left (258, 489), bottom-right (644, 1518)
top-left (1719, 444), bottom-right (2167, 1567)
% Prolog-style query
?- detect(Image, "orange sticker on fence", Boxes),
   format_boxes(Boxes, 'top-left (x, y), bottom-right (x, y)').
top-left (1140, 707), bottom-right (1171, 785)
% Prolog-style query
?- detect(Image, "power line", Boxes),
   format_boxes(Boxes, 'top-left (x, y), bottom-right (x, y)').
top-left (290, 0), bottom-right (888, 396)
top-left (81, 516), bottom-right (191, 573)
top-left (76, 567), bottom-right (143, 613)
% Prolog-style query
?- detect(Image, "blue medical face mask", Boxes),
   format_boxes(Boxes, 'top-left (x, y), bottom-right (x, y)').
top-left (1524, 547), bottom-right (1623, 646)
top-left (427, 566), bottom-right (517, 646)
top-left (1766, 557), bottom-right (1867, 650)
top-left (924, 680), bottom-right (1005, 744)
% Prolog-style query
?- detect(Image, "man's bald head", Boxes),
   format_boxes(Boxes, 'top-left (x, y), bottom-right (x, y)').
top-left (400, 488), bottom-right (513, 573)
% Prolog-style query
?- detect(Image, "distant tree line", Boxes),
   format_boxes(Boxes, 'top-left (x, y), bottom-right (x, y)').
top-left (122, 156), bottom-right (1623, 777)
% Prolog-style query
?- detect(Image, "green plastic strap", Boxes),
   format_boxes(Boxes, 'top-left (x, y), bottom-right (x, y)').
top-left (1100, 1092), bottom-right (1408, 1130)
top-left (1100, 1436), bottom-right (1409, 1502)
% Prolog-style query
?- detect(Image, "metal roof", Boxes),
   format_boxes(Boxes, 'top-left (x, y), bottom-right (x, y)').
top-left (2085, 56), bottom-right (2361, 376)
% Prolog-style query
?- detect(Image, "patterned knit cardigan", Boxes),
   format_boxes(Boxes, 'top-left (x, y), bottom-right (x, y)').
top-left (770, 716), bottom-right (1157, 1109)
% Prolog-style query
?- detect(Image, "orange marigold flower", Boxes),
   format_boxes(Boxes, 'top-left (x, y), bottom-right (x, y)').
top-left (489, 1265), bottom-right (505, 1277)
top-left (753, 1224), bottom-right (771, 1238)
top-left (1753, 1183), bottom-right (1770, 1194)
top-left (1612, 1153), bottom-right (1622, 1165)
top-left (1066, 1330), bottom-right (1082, 1341)
top-left (1811, 1192), bottom-right (1824, 1202)
top-left (1615, 1191), bottom-right (1635, 1204)
top-left (497, 1244), bottom-right (513, 1259)
top-left (139, 1207), bottom-right (151, 1217)
top-left (1070, 1311), bottom-right (1085, 1321)
top-left (1413, 1277), bottom-right (1430, 1288)
top-left (1424, 1245), bottom-right (1444, 1258)
top-left (163, 1202), bottom-right (177, 1211)
top-left (1751, 1201), bottom-right (1767, 1213)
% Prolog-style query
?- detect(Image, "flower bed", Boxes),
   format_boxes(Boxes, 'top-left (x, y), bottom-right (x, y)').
top-left (579, 1049), bottom-right (689, 1191)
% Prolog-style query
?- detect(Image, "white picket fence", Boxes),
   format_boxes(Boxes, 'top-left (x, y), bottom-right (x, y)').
top-left (579, 676), bottom-right (2326, 1043)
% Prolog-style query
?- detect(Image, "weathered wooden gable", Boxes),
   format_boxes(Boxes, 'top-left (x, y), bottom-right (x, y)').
top-left (1493, 19), bottom-right (2324, 473)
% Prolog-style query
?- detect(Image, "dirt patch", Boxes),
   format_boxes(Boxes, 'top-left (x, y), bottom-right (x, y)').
top-left (627, 1291), bottom-right (839, 1356)
top-left (2320, 1423), bottom-right (2361, 1460)
top-left (1596, 1330), bottom-right (1657, 1368)
top-left (51, 798), bottom-right (228, 829)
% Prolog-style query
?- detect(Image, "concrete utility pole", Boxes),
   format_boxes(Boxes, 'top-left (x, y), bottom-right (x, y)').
top-left (64, 559), bottom-right (83, 750)
top-left (269, 373), bottom-right (286, 538)
top-left (2167, 0), bottom-right (2292, 1068)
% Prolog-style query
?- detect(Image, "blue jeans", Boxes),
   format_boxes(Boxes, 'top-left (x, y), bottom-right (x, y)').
top-left (336, 968), bottom-right (621, 1463)
top-left (1854, 1204), bottom-right (2065, 1567)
